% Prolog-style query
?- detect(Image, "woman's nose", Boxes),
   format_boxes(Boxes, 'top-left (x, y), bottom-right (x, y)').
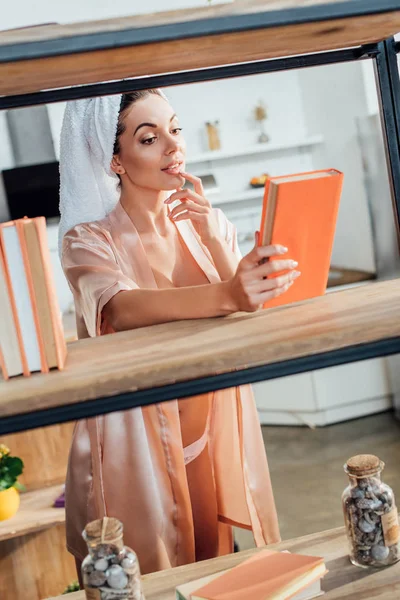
top-left (166, 135), bottom-right (181, 153)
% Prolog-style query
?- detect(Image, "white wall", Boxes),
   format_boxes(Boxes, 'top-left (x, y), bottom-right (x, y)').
top-left (298, 60), bottom-right (377, 272)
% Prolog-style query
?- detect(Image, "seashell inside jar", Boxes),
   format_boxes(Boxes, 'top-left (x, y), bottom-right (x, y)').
top-left (342, 454), bottom-right (400, 568)
top-left (81, 517), bottom-right (144, 600)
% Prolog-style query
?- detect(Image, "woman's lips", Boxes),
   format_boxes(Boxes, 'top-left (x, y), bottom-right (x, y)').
top-left (162, 162), bottom-right (184, 175)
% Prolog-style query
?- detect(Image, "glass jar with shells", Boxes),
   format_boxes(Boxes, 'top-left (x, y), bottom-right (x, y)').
top-left (342, 454), bottom-right (400, 568)
top-left (81, 517), bottom-right (144, 600)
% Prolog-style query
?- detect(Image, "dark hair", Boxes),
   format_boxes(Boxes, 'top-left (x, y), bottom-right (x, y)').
top-left (113, 89), bottom-right (165, 155)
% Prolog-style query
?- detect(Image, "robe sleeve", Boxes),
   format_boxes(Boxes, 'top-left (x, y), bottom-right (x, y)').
top-left (214, 207), bottom-right (243, 261)
top-left (61, 223), bottom-right (138, 337)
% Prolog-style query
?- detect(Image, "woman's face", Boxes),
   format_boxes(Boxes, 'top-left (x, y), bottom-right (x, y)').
top-left (112, 94), bottom-right (186, 191)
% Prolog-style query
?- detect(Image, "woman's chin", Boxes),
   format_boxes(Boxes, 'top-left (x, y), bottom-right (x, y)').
top-left (162, 172), bottom-right (185, 189)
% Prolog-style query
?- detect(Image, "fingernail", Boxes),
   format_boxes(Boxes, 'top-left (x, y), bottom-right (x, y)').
top-left (291, 260), bottom-right (298, 268)
top-left (292, 270), bottom-right (301, 278)
top-left (279, 246), bottom-right (288, 253)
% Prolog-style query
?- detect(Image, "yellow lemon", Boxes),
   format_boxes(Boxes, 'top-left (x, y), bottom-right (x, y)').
top-left (0, 487), bottom-right (20, 520)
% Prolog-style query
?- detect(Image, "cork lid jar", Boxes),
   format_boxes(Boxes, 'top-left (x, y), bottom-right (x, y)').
top-left (344, 454), bottom-right (385, 478)
top-left (342, 454), bottom-right (400, 569)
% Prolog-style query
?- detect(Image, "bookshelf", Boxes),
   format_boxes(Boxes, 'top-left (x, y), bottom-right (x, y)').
top-left (0, 484), bottom-right (65, 542)
top-left (1, 3), bottom-right (400, 599)
top-left (1, 1), bottom-right (400, 97)
top-left (0, 279), bottom-right (399, 434)
top-left (0, 2), bottom-right (398, 434)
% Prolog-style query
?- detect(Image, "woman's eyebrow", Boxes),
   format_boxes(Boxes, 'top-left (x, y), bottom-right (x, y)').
top-left (134, 114), bottom-right (177, 136)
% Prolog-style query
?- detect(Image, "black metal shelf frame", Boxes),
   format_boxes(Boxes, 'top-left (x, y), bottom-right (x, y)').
top-left (0, 31), bottom-right (400, 434)
top-left (0, 336), bottom-right (399, 436)
top-left (0, 0), bottom-right (398, 64)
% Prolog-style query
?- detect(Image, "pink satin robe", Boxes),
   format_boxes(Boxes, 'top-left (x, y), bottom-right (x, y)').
top-left (61, 200), bottom-right (280, 574)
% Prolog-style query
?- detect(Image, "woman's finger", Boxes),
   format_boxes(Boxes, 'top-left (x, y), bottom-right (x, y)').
top-left (169, 201), bottom-right (207, 219)
top-left (245, 271), bottom-right (300, 293)
top-left (241, 244), bottom-right (288, 269)
top-left (172, 211), bottom-right (206, 222)
top-left (252, 258), bottom-right (298, 279)
top-left (165, 188), bottom-right (207, 206)
top-left (254, 280), bottom-right (294, 304)
top-left (180, 171), bottom-right (205, 197)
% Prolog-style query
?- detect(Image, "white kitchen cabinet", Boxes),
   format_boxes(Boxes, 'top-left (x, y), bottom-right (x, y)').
top-left (254, 358), bottom-right (392, 427)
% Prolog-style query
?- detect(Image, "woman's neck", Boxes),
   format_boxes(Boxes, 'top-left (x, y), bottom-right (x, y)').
top-left (120, 184), bottom-right (172, 236)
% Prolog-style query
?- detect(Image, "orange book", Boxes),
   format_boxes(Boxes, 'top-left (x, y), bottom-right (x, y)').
top-left (0, 245), bottom-right (25, 379)
top-left (183, 549), bottom-right (327, 600)
top-left (21, 217), bottom-right (67, 371)
top-left (259, 169), bottom-right (343, 309)
top-left (0, 217), bottom-right (67, 378)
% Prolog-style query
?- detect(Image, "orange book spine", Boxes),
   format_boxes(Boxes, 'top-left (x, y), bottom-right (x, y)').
top-left (0, 250), bottom-right (9, 380)
top-left (258, 177), bottom-right (272, 246)
top-left (34, 218), bottom-right (67, 370)
top-left (0, 224), bottom-right (30, 377)
top-left (15, 220), bottom-right (49, 374)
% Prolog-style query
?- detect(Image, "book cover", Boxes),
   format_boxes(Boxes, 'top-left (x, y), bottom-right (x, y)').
top-left (0, 223), bottom-right (31, 377)
top-left (0, 246), bottom-right (24, 379)
top-left (21, 217), bottom-right (67, 370)
top-left (259, 169), bottom-right (344, 309)
top-left (0, 216), bottom-right (67, 377)
top-left (187, 549), bottom-right (327, 600)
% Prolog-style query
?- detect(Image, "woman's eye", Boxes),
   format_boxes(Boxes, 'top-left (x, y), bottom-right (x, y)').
top-left (171, 128), bottom-right (183, 135)
top-left (142, 136), bottom-right (156, 145)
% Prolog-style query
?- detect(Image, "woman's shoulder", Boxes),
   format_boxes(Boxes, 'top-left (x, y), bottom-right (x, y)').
top-left (61, 215), bottom-right (115, 265)
top-left (63, 214), bottom-right (112, 245)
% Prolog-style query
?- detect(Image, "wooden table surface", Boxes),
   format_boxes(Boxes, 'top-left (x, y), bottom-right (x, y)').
top-left (47, 523), bottom-right (400, 599)
top-left (0, 280), bottom-right (399, 426)
top-left (0, 485), bottom-right (65, 543)
top-left (1, 0), bottom-right (400, 96)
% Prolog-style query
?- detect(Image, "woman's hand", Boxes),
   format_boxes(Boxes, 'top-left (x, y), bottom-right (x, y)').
top-left (164, 171), bottom-right (220, 243)
top-left (226, 233), bottom-right (300, 312)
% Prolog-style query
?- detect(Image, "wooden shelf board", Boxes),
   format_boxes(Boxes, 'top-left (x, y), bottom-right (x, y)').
top-left (1, 1), bottom-right (400, 96)
top-left (46, 521), bottom-right (400, 599)
top-left (0, 279), bottom-right (399, 431)
top-left (0, 484), bottom-right (65, 542)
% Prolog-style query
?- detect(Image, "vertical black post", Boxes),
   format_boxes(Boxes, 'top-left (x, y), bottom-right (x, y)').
top-left (374, 37), bottom-right (400, 244)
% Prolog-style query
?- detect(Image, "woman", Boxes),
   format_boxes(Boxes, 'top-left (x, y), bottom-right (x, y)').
top-left (59, 90), bottom-right (299, 576)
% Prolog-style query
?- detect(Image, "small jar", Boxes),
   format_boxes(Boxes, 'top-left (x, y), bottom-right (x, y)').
top-left (81, 517), bottom-right (144, 600)
top-left (342, 454), bottom-right (400, 568)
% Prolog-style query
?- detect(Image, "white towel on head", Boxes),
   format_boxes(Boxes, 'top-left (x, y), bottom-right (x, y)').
top-left (58, 94), bottom-right (122, 257)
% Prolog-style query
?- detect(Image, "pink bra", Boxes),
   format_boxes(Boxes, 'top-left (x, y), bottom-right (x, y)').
top-left (183, 415), bottom-right (210, 466)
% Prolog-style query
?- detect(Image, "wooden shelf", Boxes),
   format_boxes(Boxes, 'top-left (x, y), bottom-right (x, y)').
top-left (186, 135), bottom-right (324, 165)
top-left (0, 485), bottom-right (65, 542)
top-left (1, 1), bottom-right (400, 96)
top-left (0, 279), bottom-right (399, 434)
top-left (46, 522), bottom-right (400, 599)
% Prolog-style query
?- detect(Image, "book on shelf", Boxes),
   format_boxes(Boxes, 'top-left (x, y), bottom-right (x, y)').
top-left (259, 169), bottom-right (344, 309)
top-left (0, 216), bottom-right (67, 379)
top-left (176, 548), bottom-right (327, 600)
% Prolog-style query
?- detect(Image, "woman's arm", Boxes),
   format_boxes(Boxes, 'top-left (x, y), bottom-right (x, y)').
top-left (103, 243), bottom-right (299, 332)
top-left (203, 237), bottom-right (238, 280)
top-left (103, 280), bottom-right (234, 331)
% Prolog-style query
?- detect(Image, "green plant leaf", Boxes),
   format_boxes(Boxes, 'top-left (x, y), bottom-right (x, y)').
top-left (3, 457), bottom-right (23, 479)
top-left (0, 473), bottom-right (15, 491)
